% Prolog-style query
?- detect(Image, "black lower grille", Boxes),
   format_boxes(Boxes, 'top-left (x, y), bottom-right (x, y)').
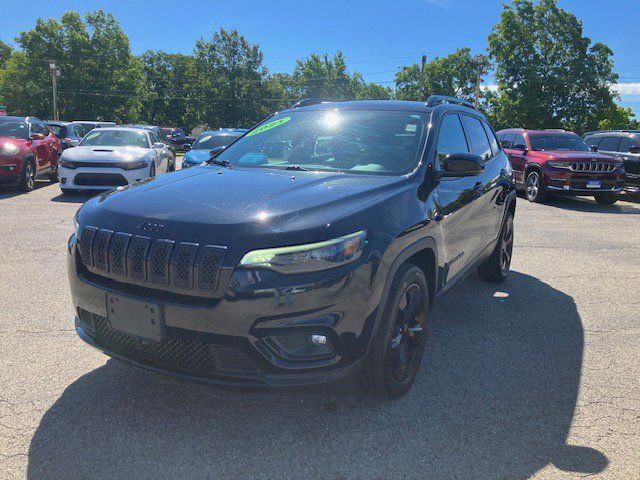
top-left (570, 178), bottom-right (618, 189)
top-left (74, 173), bottom-right (128, 186)
top-left (79, 309), bottom-right (259, 374)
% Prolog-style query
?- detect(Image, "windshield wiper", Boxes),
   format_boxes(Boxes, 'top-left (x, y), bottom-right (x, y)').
top-left (208, 158), bottom-right (231, 168)
top-left (284, 165), bottom-right (309, 171)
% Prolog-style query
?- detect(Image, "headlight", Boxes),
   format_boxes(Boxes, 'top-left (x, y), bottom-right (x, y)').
top-left (240, 231), bottom-right (367, 274)
top-left (122, 160), bottom-right (149, 170)
top-left (59, 159), bottom-right (76, 169)
top-left (0, 142), bottom-right (20, 156)
top-left (548, 161), bottom-right (572, 169)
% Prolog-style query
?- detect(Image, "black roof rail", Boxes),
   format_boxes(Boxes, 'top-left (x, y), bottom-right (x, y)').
top-left (290, 98), bottom-right (337, 109)
top-left (584, 129), bottom-right (640, 135)
top-left (425, 95), bottom-right (474, 109)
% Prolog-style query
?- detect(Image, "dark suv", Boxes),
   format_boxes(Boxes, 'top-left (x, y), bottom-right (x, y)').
top-left (68, 97), bottom-right (516, 398)
top-left (583, 130), bottom-right (640, 194)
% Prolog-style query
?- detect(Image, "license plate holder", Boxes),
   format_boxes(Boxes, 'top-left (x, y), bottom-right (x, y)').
top-left (106, 294), bottom-right (163, 341)
top-left (586, 180), bottom-right (601, 189)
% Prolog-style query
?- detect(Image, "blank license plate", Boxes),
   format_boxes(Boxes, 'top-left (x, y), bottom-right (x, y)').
top-left (586, 180), bottom-right (601, 188)
top-left (106, 294), bottom-right (163, 341)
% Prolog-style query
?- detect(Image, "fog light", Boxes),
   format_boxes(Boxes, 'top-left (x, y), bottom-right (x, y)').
top-left (311, 334), bottom-right (327, 345)
top-left (61, 177), bottom-right (67, 184)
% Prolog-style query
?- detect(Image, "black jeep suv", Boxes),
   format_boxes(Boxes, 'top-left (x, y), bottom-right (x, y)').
top-left (68, 97), bottom-right (516, 398)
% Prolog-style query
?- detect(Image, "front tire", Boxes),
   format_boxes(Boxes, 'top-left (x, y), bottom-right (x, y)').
top-left (49, 163), bottom-right (59, 183)
top-left (478, 212), bottom-right (514, 283)
top-left (525, 170), bottom-right (546, 203)
top-left (18, 160), bottom-right (36, 192)
top-left (363, 263), bottom-right (429, 399)
top-left (149, 163), bottom-right (156, 178)
top-left (594, 193), bottom-right (618, 205)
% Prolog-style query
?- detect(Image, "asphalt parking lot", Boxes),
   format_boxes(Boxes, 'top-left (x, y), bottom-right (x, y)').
top-left (1, 171), bottom-right (639, 479)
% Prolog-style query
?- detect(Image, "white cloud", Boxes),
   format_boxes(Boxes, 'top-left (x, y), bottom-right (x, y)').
top-left (614, 83), bottom-right (640, 96)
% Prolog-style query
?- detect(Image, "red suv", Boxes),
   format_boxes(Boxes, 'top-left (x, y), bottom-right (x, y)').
top-left (0, 116), bottom-right (61, 192)
top-left (497, 129), bottom-right (624, 205)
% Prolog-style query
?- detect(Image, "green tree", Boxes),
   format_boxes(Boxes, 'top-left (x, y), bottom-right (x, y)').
top-left (488, 0), bottom-right (620, 133)
top-left (597, 105), bottom-right (640, 131)
top-left (190, 28), bottom-right (267, 129)
top-left (0, 10), bottom-right (144, 122)
top-left (395, 48), bottom-right (479, 101)
top-left (140, 51), bottom-right (194, 128)
top-left (0, 40), bottom-right (12, 69)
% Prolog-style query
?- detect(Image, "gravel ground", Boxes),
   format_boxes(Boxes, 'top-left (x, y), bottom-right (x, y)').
top-left (1, 174), bottom-right (639, 480)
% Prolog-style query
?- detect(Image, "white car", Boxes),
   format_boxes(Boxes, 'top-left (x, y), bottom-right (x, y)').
top-left (58, 127), bottom-right (172, 194)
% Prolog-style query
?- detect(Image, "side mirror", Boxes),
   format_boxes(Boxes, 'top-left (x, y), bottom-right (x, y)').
top-left (628, 146), bottom-right (640, 154)
top-left (513, 143), bottom-right (528, 153)
top-left (153, 142), bottom-right (165, 149)
top-left (30, 132), bottom-right (45, 140)
top-left (210, 146), bottom-right (226, 157)
top-left (590, 145), bottom-right (599, 152)
top-left (182, 143), bottom-right (191, 151)
top-left (439, 153), bottom-right (485, 177)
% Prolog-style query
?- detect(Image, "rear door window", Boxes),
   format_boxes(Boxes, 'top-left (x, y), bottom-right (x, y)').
top-left (598, 136), bottom-right (621, 152)
top-left (618, 137), bottom-right (639, 153)
top-left (460, 115), bottom-right (492, 162)
top-left (512, 134), bottom-right (526, 150)
top-left (500, 133), bottom-right (515, 149)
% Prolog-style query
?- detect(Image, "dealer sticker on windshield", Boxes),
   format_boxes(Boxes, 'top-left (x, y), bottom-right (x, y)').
top-left (246, 116), bottom-right (291, 137)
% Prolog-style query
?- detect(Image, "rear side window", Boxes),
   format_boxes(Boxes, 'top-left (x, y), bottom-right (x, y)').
top-left (436, 114), bottom-right (469, 167)
top-left (482, 122), bottom-right (500, 156)
top-left (598, 136), bottom-right (621, 152)
top-left (500, 133), bottom-right (515, 149)
top-left (461, 115), bottom-right (492, 162)
top-left (586, 136), bottom-right (601, 148)
top-left (618, 137), bottom-right (639, 153)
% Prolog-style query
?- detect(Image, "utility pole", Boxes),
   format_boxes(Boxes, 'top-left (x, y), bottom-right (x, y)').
top-left (49, 61), bottom-right (60, 121)
top-left (419, 54), bottom-right (427, 101)
top-left (474, 55), bottom-right (487, 109)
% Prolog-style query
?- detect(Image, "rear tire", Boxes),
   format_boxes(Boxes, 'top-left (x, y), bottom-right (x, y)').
top-left (18, 160), bottom-right (36, 192)
top-left (363, 263), bottom-right (429, 399)
top-left (525, 170), bottom-right (546, 203)
top-left (478, 211), bottom-right (514, 283)
top-left (594, 193), bottom-right (618, 205)
top-left (48, 163), bottom-right (59, 183)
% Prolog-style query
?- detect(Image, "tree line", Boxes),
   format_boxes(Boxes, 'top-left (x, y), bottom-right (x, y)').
top-left (0, 0), bottom-right (637, 134)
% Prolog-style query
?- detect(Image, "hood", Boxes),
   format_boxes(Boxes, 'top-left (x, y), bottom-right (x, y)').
top-left (184, 149), bottom-right (211, 164)
top-left (62, 146), bottom-right (151, 163)
top-left (78, 166), bottom-right (404, 260)
top-left (532, 150), bottom-right (617, 162)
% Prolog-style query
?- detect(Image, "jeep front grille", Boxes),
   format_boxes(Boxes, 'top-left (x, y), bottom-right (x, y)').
top-left (77, 226), bottom-right (226, 294)
top-left (570, 162), bottom-right (616, 173)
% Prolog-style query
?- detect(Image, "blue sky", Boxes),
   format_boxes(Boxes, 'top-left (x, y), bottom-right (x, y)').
top-left (1, 0), bottom-right (639, 114)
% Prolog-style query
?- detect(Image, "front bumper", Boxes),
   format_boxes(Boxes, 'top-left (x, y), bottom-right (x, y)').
top-left (58, 165), bottom-right (150, 190)
top-left (543, 170), bottom-right (624, 195)
top-left (67, 234), bottom-right (378, 389)
top-left (0, 155), bottom-right (23, 183)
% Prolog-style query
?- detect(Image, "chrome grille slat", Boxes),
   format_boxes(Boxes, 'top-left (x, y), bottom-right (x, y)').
top-left (570, 162), bottom-right (615, 173)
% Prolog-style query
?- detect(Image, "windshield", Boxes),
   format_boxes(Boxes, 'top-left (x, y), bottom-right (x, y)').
top-left (0, 121), bottom-right (29, 139)
top-left (48, 125), bottom-right (67, 138)
top-left (193, 133), bottom-right (241, 150)
top-left (529, 134), bottom-right (590, 152)
top-left (215, 110), bottom-right (428, 175)
top-left (80, 130), bottom-right (149, 148)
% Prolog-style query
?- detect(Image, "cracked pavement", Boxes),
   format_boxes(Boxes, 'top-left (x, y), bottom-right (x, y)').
top-left (1, 178), bottom-right (639, 479)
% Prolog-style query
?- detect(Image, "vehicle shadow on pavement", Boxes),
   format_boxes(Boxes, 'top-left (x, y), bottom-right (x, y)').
top-left (0, 181), bottom-right (50, 200)
top-left (49, 192), bottom-right (98, 204)
top-left (544, 195), bottom-right (640, 214)
top-left (26, 272), bottom-right (607, 480)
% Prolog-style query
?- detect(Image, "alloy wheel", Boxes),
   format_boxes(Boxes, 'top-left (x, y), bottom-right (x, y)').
top-left (389, 283), bottom-right (427, 382)
top-left (25, 163), bottom-right (35, 190)
top-left (500, 217), bottom-right (514, 274)
top-left (526, 173), bottom-right (539, 201)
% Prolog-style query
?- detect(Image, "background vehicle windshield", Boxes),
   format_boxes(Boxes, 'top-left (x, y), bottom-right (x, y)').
top-left (80, 130), bottom-right (149, 148)
top-left (193, 133), bottom-right (241, 150)
top-left (48, 125), bottom-right (67, 138)
top-left (0, 121), bottom-right (29, 139)
top-left (216, 110), bottom-right (428, 175)
top-left (529, 134), bottom-right (590, 152)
